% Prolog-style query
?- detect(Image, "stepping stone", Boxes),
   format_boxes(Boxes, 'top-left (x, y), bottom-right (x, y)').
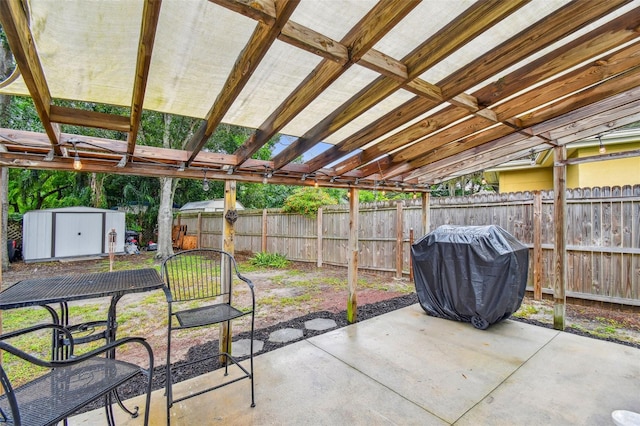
top-left (304, 318), bottom-right (337, 331)
top-left (233, 339), bottom-right (264, 357)
top-left (269, 328), bottom-right (303, 343)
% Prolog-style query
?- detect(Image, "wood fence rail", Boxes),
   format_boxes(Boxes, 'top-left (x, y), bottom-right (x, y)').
top-left (175, 185), bottom-right (640, 307)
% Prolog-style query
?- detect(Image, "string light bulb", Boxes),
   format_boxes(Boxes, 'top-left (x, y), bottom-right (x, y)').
top-left (72, 142), bottom-right (83, 170)
top-left (598, 135), bottom-right (606, 154)
top-left (73, 153), bottom-right (82, 170)
top-left (201, 170), bottom-right (210, 191)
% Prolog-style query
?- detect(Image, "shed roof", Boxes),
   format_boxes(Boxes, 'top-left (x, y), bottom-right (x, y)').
top-left (24, 206), bottom-right (123, 215)
top-left (180, 199), bottom-right (245, 212)
top-left (0, 0), bottom-right (639, 191)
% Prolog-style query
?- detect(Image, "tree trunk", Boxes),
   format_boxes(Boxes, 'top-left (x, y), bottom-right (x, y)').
top-left (155, 176), bottom-right (175, 260)
top-left (1, 33), bottom-right (14, 270)
top-left (155, 113), bottom-right (177, 260)
top-left (1, 168), bottom-right (7, 271)
top-left (90, 173), bottom-right (105, 208)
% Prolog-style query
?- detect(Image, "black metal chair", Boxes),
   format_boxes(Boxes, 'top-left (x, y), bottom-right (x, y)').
top-left (0, 323), bottom-right (154, 426)
top-left (162, 248), bottom-right (255, 424)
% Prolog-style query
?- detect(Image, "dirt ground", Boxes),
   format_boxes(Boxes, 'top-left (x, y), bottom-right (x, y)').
top-left (2, 250), bottom-right (639, 370)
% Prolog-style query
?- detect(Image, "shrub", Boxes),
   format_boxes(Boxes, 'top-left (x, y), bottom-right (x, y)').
top-left (282, 187), bottom-right (337, 218)
top-left (249, 252), bottom-right (290, 268)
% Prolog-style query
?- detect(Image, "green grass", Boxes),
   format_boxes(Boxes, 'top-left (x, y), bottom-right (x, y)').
top-left (257, 293), bottom-right (312, 308)
top-left (1, 304), bottom-right (110, 385)
top-left (98, 256), bottom-right (160, 272)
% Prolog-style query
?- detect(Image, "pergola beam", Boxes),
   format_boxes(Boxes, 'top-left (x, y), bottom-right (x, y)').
top-left (183, 0), bottom-right (299, 163)
top-left (127, 0), bottom-right (163, 156)
top-left (0, 0), bottom-right (61, 155)
top-left (414, 90), bottom-right (640, 184)
top-left (272, 0), bottom-right (529, 170)
top-left (312, 1), bottom-right (638, 175)
top-left (50, 106), bottom-right (132, 133)
top-left (233, 0), bottom-right (420, 165)
top-left (379, 40), bottom-right (640, 181)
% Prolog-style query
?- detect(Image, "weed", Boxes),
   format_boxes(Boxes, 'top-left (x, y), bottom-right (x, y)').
top-left (514, 304), bottom-right (539, 318)
top-left (248, 252), bottom-right (289, 268)
top-left (279, 294), bottom-right (312, 306)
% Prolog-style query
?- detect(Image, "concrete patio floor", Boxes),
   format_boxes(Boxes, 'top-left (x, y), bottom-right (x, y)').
top-left (70, 304), bottom-right (640, 425)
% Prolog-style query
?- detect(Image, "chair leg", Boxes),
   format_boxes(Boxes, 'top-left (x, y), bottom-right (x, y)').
top-left (224, 320), bottom-right (231, 376)
top-left (105, 392), bottom-right (116, 426)
top-left (143, 367), bottom-right (153, 426)
top-left (166, 325), bottom-right (173, 425)
top-left (250, 318), bottom-right (255, 408)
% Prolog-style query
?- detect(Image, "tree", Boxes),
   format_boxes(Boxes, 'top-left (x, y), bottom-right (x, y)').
top-left (282, 187), bottom-right (338, 217)
top-left (8, 168), bottom-right (92, 213)
top-left (137, 112), bottom-right (199, 259)
top-left (0, 29), bottom-right (14, 269)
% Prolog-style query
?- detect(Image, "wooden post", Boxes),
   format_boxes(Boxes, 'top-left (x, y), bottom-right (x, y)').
top-left (421, 192), bottom-right (430, 236)
top-left (347, 187), bottom-right (359, 324)
top-left (261, 208), bottom-right (267, 253)
top-left (533, 190), bottom-right (542, 300)
top-left (0, 169), bottom-right (4, 341)
top-left (108, 228), bottom-right (116, 272)
top-left (197, 212), bottom-right (202, 248)
top-left (317, 207), bottom-right (323, 268)
top-left (409, 228), bottom-right (414, 282)
top-left (220, 180), bottom-right (237, 359)
top-left (553, 147), bottom-right (566, 330)
top-left (396, 201), bottom-right (403, 278)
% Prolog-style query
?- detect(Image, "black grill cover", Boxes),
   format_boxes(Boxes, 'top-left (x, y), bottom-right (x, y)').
top-left (411, 225), bottom-right (528, 329)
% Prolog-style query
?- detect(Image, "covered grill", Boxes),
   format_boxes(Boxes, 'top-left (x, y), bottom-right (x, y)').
top-left (411, 225), bottom-right (529, 330)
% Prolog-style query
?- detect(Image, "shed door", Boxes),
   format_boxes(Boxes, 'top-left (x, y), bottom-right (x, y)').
top-left (54, 213), bottom-right (103, 257)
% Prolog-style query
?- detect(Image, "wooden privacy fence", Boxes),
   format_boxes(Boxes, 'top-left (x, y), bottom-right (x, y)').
top-left (175, 185), bottom-right (640, 307)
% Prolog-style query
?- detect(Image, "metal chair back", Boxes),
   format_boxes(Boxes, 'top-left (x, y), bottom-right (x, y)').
top-left (163, 249), bottom-right (234, 303)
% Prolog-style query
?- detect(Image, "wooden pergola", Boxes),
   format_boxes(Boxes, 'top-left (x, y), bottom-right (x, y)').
top-left (1, 0), bottom-right (640, 327)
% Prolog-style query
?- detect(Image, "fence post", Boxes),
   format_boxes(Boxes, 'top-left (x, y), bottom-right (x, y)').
top-left (261, 208), bottom-right (267, 253)
top-left (221, 180), bottom-right (236, 360)
top-left (553, 147), bottom-right (566, 330)
top-left (197, 212), bottom-right (202, 249)
top-left (421, 192), bottom-right (430, 235)
top-left (533, 191), bottom-right (542, 300)
top-left (347, 188), bottom-right (359, 324)
top-left (317, 207), bottom-right (323, 267)
top-left (396, 201), bottom-right (403, 278)
top-left (409, 228), bottom-right (414, 282)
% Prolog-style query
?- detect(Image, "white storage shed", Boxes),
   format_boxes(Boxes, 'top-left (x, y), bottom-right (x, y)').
top-left (22, 207), bottom-right (126, 262)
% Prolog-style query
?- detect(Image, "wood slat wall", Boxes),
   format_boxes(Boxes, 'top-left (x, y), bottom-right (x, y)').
top-left (176, 185), bottom-right (640, 306)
